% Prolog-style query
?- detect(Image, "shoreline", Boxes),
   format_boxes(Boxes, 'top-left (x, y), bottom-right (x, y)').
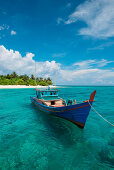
top-left (0, 85), bottom-right (56, 89)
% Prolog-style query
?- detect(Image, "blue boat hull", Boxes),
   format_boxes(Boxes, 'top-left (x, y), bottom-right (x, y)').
top-left (30, 96), bottom-right (93, 128)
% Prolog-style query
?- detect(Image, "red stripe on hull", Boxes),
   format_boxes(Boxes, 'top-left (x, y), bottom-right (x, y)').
top-left (32, 99), bottom-right (89, 113)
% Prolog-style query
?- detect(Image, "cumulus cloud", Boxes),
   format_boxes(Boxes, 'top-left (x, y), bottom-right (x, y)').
top-left (60, 59), bottom-right (114, 85)
top-left (0, 45), bottom-right (114, 85)
top-left (11, 30), bottom-right (16, 35)
top-left (65, 0), bottom-right (114, 38)
top-left (60, 68), bottom-right (114, 85)
top-left (0, 45), bottom-right (60, 78)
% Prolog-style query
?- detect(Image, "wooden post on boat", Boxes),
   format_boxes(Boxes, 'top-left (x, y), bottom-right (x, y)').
top-left (55, 70), bottom-right (56, 87)
top-left (35, 61), bottom-right (36, 85)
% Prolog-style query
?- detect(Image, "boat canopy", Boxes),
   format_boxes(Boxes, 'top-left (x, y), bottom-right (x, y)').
top-left (35, 88), bottom-right (59, 92)
top-left (35, 88), bottom-right (59, 99)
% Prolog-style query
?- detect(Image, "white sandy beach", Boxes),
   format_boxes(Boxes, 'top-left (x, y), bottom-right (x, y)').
top-left (0, 85), bottom-right (56, 89)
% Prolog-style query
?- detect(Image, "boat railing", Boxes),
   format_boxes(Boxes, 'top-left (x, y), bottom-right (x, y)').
top-left (62, 99), bottom-right (87, 106)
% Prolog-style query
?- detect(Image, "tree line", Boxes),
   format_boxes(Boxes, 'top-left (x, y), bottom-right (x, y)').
top-left (0, 72), bottom-right (53, 86)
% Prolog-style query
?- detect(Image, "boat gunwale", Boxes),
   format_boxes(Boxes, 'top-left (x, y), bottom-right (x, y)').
top-left (30, 96), bottom-right (92, 113)
top-left (40, 97), bottom-right (62, 101)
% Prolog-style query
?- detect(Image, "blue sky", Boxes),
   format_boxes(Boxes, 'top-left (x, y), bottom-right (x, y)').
top-left (0, 0), bottom-right (114, 85)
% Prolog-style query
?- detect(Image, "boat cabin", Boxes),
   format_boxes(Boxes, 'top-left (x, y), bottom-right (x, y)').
top-left (35, 88), bottom-right (64, 107)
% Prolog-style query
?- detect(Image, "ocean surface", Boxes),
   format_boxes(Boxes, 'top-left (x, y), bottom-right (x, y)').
top-left (0, 86), bottom-right (114, 170)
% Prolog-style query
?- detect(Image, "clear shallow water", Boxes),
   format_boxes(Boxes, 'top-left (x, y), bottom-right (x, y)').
top-left (0, 86), bottom-right (114, 170)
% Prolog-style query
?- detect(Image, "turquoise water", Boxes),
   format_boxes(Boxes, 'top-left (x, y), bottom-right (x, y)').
top-left (0, 86), bottom-right (114, 170)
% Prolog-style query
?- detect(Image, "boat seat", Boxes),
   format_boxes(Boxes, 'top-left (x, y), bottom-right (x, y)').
top-left (51, 105), bottom-right (64, 107)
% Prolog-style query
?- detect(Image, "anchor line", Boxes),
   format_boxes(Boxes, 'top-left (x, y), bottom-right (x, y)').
top-left (88, 101), bottom-right (114, 127)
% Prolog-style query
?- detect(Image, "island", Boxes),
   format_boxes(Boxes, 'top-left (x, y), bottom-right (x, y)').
top-left (0, 72), bottom-right (53, 86)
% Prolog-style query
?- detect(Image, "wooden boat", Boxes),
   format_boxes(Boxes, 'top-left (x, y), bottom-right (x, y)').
top-left (30, 87), bottom-right (96, 128)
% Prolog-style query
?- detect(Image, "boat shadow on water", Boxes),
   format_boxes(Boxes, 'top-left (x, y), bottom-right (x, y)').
top-left (31, 103), bottom-right (86, 147)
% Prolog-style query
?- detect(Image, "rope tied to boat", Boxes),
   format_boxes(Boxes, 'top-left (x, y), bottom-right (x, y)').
top-left (88, 101), bottom-right (114, 127)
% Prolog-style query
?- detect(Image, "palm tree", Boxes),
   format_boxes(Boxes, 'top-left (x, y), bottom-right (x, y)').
top-left (47, 77), bottom-right (51, 81)
top-left (11, 72), bottom-right (18, 78)
top-left (31, 74), bottom-right (35, 80)
top-left (39, 77), bottom-right (43, 81)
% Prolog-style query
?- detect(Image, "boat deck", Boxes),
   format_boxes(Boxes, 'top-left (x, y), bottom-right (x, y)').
top-left (41, 96), bottom-right (61, 101)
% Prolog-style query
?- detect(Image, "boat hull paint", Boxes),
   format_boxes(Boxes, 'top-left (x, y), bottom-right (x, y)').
top-left (30, 96), bottom-right (93, 128)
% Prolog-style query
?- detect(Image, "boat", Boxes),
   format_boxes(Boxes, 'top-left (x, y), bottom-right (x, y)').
top-left (30, 87), bottom-right (96, 128)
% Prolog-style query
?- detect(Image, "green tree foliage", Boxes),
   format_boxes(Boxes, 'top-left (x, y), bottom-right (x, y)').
top-left (0, 72), bottom-right (53, 86)
top-left (17, 79), bottom-right (25, 85)
top-left (39, 77), bottom-right (43, 82)
top-left (47, 77), bottom-right (51, 81)
top-left (6, 74), bottom-right (11, 79)
top-left (19, 74), bottom-right (29, 81)
top-left (31, 74), bottom-right (35, 80)
top-left (11, 72), bottom-right (18, 78)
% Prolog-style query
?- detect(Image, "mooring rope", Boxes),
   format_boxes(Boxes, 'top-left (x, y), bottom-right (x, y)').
top-left (88, 101), bottom-right (114, 127)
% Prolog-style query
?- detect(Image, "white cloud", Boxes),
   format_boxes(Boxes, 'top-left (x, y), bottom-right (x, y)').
top-left (0, 45), bottom-right (114, 85)
top-left (0, 25), bottom-right (9, 39)
top-left (57, 17), bottom-right (64, 24)
top-left (0, 24), bottom-right (9, 31)
top-left (52, 53), bottom-right (66, 58)
top-left (88, 41), bottom-right (114, 50)
top-left (0, 45), bottom-right (60, 78)
top-left (11, 30), bottom-right (16, 35)
top-left (60, 68), bottom-right (114, 85)
top-left (65, 0), bottom-right (114, 38)
top-left (0, 26), bottom-right (4, 31)
top-left (96, 59), bottom-right (113, 67)
top-left (60, 59), bottom-right (114, 85)
top-left (57, 3), bottom-right (71, 25)
top-left (73, 60), bottom-right (95, 69)
top-left (73, 59), bottom-right (113, 69)
top-left (66, 3), bottom-right (71, 8)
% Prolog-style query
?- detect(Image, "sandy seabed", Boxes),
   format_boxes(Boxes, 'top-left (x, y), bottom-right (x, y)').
top-left (0, 85), bottom-right (56, 89)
